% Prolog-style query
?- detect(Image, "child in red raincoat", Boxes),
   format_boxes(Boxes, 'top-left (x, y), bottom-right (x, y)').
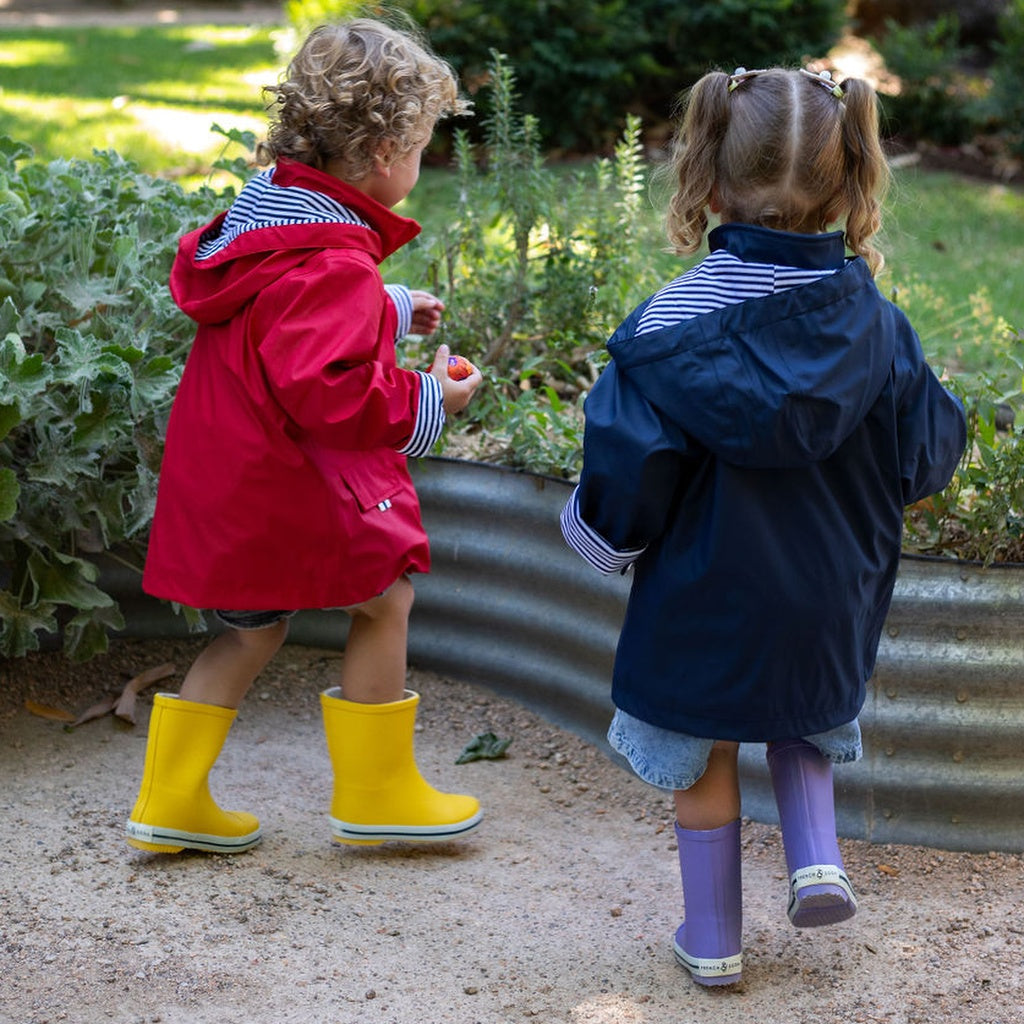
top-left (127, 18), bottom-right (483, 854)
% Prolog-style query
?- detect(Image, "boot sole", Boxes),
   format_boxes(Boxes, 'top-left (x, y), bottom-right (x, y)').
top-left (329, 809), bottom-right (483, 845)
top-left (788, 864), bottom-right (857, 927)
top-left (125, 819), bottom-right (262, 854)
top-left (673, 938), bottom-right (742, 986)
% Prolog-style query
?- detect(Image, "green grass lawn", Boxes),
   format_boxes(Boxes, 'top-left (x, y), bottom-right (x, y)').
top-left (880, 167), bottom-right (1024, 373)
top-left (0, 22), bottom-right (280, 185)
top-left (1, 18), bottom-right (1021, 375)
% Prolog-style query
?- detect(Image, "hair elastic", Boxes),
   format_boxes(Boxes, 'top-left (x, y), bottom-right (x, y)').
top-left (728, 66), bottom-right (844, 99)
top-left (799, 67), bottom-right (844, 98)
top-left (727, 67), bottom-right (767, 92)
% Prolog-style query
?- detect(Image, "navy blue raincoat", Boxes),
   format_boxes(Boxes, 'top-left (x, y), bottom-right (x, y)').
top-left (563, 224), bottom-right (966, 741)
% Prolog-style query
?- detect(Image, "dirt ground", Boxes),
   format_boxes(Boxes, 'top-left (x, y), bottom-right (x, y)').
top-left (1, 635), bottom-right (1023, 1024)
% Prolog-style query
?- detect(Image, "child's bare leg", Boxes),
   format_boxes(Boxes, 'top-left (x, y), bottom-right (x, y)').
top-left (674, 740), bottom-right (741, 830)
top-left (339, 576), bottom-right (415, 704)
top-left (179, 618), bottom-right (289, 709)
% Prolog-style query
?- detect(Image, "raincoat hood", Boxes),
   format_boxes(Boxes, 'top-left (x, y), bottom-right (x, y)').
top-left (169, 157), bottom-right (421, 327)
top-left (608, 224), bottom-right (895, 469)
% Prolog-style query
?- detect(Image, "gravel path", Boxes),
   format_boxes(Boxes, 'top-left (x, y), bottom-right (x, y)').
top-left (1, 636), bottom-right (1022, 1024)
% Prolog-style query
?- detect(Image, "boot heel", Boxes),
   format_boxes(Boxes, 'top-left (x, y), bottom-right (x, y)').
top-left (788, 864), bottom-right (857, 927)
top-left (126, 838), bottom-right (185, 854)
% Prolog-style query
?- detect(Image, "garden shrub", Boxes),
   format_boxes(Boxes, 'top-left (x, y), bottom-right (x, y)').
top-left (284, 0), bottom-right (848, 153)
top-left (902, 337), bottom-right (1024, 565)
top-left (890, 279), bottom-right (1024, 564)
top-left (0, 55), bottom-right (666, 657)
top-left (871, 14), bottom-right (983, 145)
top-left (0, 137), bottom-right (233, 659)
top-left (387, 51), bottom-right (668, 475)
top-left (986, 0), bottom-right (1024, 155)
top-left (1, 48), bottom-right (1022, 664)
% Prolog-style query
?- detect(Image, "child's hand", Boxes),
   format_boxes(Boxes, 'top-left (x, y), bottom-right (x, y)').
top-left (430, 343), bottom-right (482, 416)
top-left (409, 290), bottom-right (445, 336)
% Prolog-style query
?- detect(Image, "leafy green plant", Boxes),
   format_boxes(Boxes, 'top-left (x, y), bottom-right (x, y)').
top-left (1, 45), bottom-right (1023, 667)
top-left (903, 330), bottom-right (1024, 564)
top-left (0, 137), bottom-right (233, 659)
top-left (0, 55), bottom-right (663, 659)
top-left (390, 51), bottom-right (666, 472)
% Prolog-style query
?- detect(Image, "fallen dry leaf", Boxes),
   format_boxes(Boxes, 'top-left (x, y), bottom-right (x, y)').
top-left (24, 700), bottom-right (75, 723)
top-left (65, 662), bottom-right (177, 729)
top-left (113, 661), bottom-right (176, 724)
top-left (71, 695), bottom-right (119, 728)
top-left (877, 863), bottom-right (901, 877)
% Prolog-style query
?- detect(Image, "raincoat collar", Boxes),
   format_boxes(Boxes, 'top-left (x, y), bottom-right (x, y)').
top-left (270, 157), bottom-right (421, 259)
top-left (709, 222), bottom-right (847, 271)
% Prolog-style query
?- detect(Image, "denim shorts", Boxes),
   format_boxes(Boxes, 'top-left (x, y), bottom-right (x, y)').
top-left (607, 708), bottom-right (863, 791)
top-left (215, 609), bottom-right (295, 630)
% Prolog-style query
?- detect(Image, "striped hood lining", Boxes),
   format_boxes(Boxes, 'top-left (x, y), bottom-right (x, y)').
top-left (637, 251), bottom-right (837, 336)
top-left (196, 168), bottom-right (371, 261)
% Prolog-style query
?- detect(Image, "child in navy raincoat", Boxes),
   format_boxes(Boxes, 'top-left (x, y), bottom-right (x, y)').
top-left (561, 66), bottom-right (966, 987)
top-left (128, 20), bottom-right (484, 856)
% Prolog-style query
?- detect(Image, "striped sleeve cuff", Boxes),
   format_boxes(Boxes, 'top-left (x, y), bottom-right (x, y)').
top-left (399, 371), bottom-right (445, 457)
top-left (384, 284), bottom-right (413, 340)
top-left (559, 486), bottom-right (645, 575)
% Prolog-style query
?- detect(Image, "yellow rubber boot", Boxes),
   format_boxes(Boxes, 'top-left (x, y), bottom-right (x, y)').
top-left (125, 693), bottom-right (261, 854)
top-left (320, 686), bottom-right (483, 845)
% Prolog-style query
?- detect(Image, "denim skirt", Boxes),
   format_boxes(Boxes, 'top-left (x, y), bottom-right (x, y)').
top-left (607, 708), bottom-right (862, 791)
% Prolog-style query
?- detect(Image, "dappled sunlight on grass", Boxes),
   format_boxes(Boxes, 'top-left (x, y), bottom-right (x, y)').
top-left (127, 104), bottom-right (263, 159)
top-left (0, 37), bottom-right (65, 66)
top-left (0, 23), bottom-right (276, 170)
top-left (0, 93), bottom-right (257, 181)
top-left (880, 167), bottom-right (1024, 373)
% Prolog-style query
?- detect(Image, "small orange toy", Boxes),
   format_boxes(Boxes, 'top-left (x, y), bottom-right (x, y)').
top-left (444, 354), bottom-right (475, 380)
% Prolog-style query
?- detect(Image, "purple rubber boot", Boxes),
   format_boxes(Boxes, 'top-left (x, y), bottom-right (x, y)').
top-left (673, 819), bottom-right (743, 986)
top-left (767, 738), bottom-right (857, 928)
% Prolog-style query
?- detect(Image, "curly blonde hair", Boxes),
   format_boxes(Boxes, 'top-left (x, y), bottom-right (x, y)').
top-left (664, 68), bottom-right (891, 275)
top-left (256, 18), bottom-right (469, 181)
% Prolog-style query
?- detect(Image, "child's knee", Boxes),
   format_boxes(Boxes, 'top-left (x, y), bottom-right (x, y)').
top-left (707, 740), bottom-right (739, 768)
top-left (385, 575), bottom-right (415, 615)
top-left (347, 575), bottom-right (415, 621)
top-left (231, 617), bottom-right (289, 652)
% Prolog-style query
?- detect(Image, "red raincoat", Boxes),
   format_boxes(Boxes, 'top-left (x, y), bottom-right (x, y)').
top-left (143, 160), bottom-right (434, 610)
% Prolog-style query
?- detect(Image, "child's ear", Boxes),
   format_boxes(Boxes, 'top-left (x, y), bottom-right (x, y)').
top-left (709, 183), bottom-right (722, 213)
top-left (373, 141), bottom-right (395, 176)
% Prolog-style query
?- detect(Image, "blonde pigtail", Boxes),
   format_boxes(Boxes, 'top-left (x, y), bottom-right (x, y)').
top-left (665, 71), bottom-right (732, 255)
top-left (837, 78), bottom-right (890, 276)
